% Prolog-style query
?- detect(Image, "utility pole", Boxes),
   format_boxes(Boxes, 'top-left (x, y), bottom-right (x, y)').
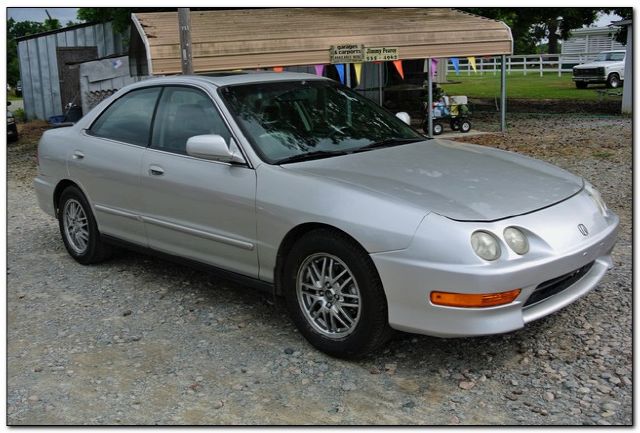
top-left (178, 8), bottom-right (193, 75)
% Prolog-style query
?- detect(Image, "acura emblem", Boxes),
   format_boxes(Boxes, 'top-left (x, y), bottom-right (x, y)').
top-left (578, 224), bottom-right (589, 236)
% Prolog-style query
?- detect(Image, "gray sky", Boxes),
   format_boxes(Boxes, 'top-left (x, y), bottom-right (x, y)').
top-left (8, 7), bottom-right (80, 24)
top-left (7, 7), bottom-right (621, 27)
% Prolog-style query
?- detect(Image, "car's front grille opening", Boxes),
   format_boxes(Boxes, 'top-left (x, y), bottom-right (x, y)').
top-left (523, 261), bottom-right (595, 308)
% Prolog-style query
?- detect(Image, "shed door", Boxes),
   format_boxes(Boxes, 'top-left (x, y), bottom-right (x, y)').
top-left (56, 47), bottom-right (98, 112)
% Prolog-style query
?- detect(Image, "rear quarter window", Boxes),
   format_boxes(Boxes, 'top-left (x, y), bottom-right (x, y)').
top-left (89, 87), bottom-right (161, 146)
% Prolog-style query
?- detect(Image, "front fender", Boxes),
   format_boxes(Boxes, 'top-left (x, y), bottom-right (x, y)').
top-left (255, 164), bottom-right (428, 282)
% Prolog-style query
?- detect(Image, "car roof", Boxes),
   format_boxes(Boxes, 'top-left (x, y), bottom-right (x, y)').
top-left (141, 71), bottom-right (330, 88)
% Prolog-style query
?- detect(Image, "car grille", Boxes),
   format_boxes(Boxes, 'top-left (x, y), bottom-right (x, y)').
top-left (523, 261), bottom-right (594, 308)
top-left (573, 68), bottom-right (602, 77)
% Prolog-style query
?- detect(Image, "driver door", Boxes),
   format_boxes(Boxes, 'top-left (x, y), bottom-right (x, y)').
top-left (139, 85), bottom-right (259, 278)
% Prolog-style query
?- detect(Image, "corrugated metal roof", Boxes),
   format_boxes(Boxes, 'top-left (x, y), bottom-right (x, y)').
top-left (132, 8), bottom-right (513, 75)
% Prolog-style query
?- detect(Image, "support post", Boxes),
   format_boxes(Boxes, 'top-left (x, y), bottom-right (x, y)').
top-left (378, 62), bottom-right (384, 106)
top-left (539, 55), bottom-right (543, 77)
top-left (500, 55), bottom-right (507, 133)
top-left (427, 58), bottom-right (433, 138)
top-left (178, 8), bottom-right (193, 75)
top-left (345, 63), bottom-right (351, 87)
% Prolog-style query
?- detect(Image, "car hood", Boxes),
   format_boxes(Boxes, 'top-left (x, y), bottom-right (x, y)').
top-left (574, 61), bottom-right (620, 69)
top-left (282, 140), bottom-right (584, 221)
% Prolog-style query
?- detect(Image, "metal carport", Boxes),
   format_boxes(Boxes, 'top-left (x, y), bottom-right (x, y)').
top-left (129, 8), bottom-right (513, 132)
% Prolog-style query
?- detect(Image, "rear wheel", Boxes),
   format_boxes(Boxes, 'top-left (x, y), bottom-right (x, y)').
top-left (606, 73), bottom-right (621, 89)
top-left (575, 81), bottom-right (588, 89)
top-left (58, 186), bottom-right (112, 264)
top-left (282, 229), bottom-right (392, 358)
top-left (460, 120), bottom-right (472, 133)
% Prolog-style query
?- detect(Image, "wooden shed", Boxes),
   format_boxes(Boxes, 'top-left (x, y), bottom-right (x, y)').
top-left (129, 8), bottom-right (513, 75)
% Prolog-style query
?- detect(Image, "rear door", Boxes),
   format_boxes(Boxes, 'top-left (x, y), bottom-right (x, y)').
top-left (139, 85), bottom-right (259, 277)
top-left (69, 86), bottom-right (161, 246)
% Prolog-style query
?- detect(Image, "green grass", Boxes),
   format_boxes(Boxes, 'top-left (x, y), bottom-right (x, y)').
top-left (7, 95), bottom-right (22, 101)
top-left (440, 72), bottom-right (623, 101)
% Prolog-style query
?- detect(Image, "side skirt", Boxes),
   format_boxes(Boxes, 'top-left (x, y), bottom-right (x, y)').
top-left (101, 234), bottom-right (275, 295)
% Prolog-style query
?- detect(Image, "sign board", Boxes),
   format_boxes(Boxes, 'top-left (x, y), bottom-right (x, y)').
top-left (363, 47), bottom-right (399, 62)
top-left (329, 44), bottom-right (364, 64)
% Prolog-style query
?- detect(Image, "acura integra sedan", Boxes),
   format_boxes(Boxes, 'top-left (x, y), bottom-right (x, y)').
top-left (35, 72), bottom-right (618, 358)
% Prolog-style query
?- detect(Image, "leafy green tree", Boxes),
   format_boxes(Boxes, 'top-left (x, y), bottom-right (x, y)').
top-left (461, 8), bottom-right (628, 54)
top-left (7, 17), bottom-right (61, 86)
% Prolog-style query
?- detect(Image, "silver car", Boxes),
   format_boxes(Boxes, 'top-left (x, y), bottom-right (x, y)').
top-left (35, 72), bottom-right (618, 358)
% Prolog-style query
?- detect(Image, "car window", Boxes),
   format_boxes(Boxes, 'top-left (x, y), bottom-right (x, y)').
top-left (151, 86), bottom-right (232, 155)
top-left (89, 87), bottom-right (161, 146)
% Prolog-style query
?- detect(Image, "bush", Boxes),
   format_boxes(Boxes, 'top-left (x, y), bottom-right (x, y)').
top-left (13, 108), bottom-right (26, 123)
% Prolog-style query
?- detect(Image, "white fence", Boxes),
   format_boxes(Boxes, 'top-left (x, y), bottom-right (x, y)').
top-left (446, 52), bottom-right (608, 77)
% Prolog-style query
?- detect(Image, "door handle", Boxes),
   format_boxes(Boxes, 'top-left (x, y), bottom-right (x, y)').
top-left (72, 151), bottom-right (84, 160)
top-left (149, 165), bottom-right (164, 176)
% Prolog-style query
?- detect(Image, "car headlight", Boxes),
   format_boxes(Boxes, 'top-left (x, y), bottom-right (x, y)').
top-left (503, 227), bottom-right (529, 255)
top-left (471, 231), bottom-right (501, 261)
top-left (585, 183), bottom-right (608, 215)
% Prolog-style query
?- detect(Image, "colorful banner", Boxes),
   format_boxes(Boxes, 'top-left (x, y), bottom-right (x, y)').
top-left (273, 66), bottom-right (284, 72)
top-left (353, 63), bottom-right (363, 86)
top-left (431, 58), bottom-right (439, 80)
top-left (467, 57), bottom-right (477, 72)
top-left (314, 64), bottom-right (325, 76)
top-left (393, 60), bottom-right (404, 79)
top-left (450, 57), bottom-right (460, 75)
top-left (336, 64), bottom-right (346, 84)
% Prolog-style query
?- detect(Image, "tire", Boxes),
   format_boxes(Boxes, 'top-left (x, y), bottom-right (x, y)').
top-left (433, 122), bottom-right (444, 136)
top-left (460, 120), bottom-right (472, 133)
top-left (58, 186), bottom-right (112, 265)
top-left (282, 229), bottom-right (393, 359)
top-left (575, 81), bottom-right (588, 89)
top-left (450, 119), bottom-right (460, 131)
top-left (606, 73), bottom-right (621, 89)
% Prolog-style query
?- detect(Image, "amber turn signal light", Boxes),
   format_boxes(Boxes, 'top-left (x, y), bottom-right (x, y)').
top-left (430, 289), bottom-right (521, 308)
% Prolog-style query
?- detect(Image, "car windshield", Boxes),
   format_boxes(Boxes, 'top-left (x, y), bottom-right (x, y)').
top-left (219, 80), bottom-right (424, 164)
top-left (596, 52), bottom-right (625, 62)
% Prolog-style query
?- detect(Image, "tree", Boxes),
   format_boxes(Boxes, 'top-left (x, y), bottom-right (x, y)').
top-left (7, 17), bottom-right (62, 86)
top-left (461, 8), bottom-right (622, 54)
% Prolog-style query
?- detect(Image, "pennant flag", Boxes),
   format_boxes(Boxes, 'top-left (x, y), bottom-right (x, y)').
top-left (314, 64), bottom-right (325, 76)
top-left (450, 57), bottom-right (460, 75)
top-left (393, 60), bottom-right (404, 79)
top-left (336, 64), bottom-right (346, 84)
top-left (467, 57), bottom-right (477, 73)
top-left (353, 63), bottom-right (363, 86)
top-left (431, 58), bottom-right (439, 80)
top-left (273, 66), bottom-right (284, 72)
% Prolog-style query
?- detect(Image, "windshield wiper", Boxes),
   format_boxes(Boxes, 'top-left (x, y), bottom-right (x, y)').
top-left (352, 137), bottom-right (424, 153)
top-left (276, 150), bottom-right (350, 165)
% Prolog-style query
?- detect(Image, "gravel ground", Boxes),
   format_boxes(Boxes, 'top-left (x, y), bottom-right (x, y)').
top-left (7, 113), bottom-right (631, 425)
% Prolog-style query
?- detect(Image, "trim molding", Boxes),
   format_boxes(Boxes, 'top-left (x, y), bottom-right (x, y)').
top-left (142, 215), bottom-right (255, 251)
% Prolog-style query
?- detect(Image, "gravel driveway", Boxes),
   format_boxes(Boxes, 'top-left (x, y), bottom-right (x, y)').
top-left (7, 113), bottom-right (631, 425)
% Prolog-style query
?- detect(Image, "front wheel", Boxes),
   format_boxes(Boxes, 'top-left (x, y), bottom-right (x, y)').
top-left (433, 122), bottom-right (444, 136)
top-left (460, 120), bottom-right (472, 133)
top-left (282, 229), bottom-right (392, 358)
top-left (58, 186), bottom-right (112, 265)
top-left (606, 73), bottom-right (621, 89)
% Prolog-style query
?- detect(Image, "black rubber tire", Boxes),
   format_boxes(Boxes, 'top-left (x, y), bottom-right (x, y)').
top-left (58, 186), bottom-right (112, 265)
top-left (450, 119), bottom-right (460, 131)
top-left (460, 120), bottom-right (472, 133)
top-left (282, 229), bottom-right (393, 359)
top-left (575, 81), bottom-right (588, 89)
top-left (433, 122), bottom-right (444, 136)
top-left (606, 73), bottom-right (621, 89)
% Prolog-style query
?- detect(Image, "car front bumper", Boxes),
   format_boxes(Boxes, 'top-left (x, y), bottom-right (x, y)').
top-left (371, 190), bottom-right (619, 337)
top-left (572, 76), bottom-right (606, 83)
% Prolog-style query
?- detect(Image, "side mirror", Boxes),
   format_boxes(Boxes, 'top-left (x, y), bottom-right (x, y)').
top-left (186, 134), bottom-right (246, 164)
top-left (395, 112), bottom-right (411, 125)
